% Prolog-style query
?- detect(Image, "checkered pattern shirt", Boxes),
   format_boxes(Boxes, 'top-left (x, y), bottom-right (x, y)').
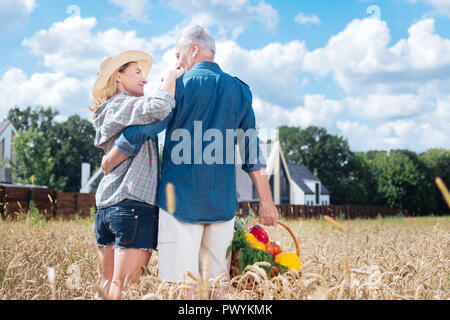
top-left (93, 90), bottom-right (175, 209)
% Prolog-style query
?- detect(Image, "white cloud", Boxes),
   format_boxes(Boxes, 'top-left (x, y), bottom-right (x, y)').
top-left (0, 0), bottom-right (36, 29)
top-left (252, 95), bottom-right (345, 132)
top-left (294, 12), bottom-right (321, 27)
top-left (391, 19), bottom-right (450, 71)
top-left (0, 68), bottom-right (93, 120)
top-left (167, 0), bottom-right (279, 32)
top-left (108, 0), bottom-right (151, 23)
top-left (406, 0), bottom-right (450, 17)
top-left (22, 16), bottom-right (179, 76)
top-left (303, 18), bottom-right (450, 94)
top-left (247, 1), bottom-right (279, 30)
top-left (216, 40), bottom-right (307, 106)
top-left (345, 94), bottom-right (435, 120)
top-left (21, 13), bottom-right (300, 108)
top-left (337, 95), bottom-right (450, 151)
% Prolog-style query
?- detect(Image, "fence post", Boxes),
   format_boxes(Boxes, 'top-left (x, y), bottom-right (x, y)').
top-left (75, 192), bottom-right (79, 214)
top-left (0, 186), bottom-right (5, 220)
top-left (28, 188), bottom-right (32, 208)
top-left (51, 189), bottom-right (57, 218)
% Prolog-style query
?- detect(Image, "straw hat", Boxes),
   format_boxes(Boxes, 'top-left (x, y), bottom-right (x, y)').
top-left (92, 50), bottom-right (153, 100)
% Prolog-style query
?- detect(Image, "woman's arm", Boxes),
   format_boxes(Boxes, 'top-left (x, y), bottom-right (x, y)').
top-left (107, 69), bottom-right (184, 128)
top-left (101, 73), bottom-right (186, 175)
top-left (102, 113), bottom-right (172, 175)
top-left (160, 68), bottom-right (185, 99)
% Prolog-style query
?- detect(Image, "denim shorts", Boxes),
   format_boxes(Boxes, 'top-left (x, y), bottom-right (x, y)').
top-left (94, 199), bottom-right (159, 250)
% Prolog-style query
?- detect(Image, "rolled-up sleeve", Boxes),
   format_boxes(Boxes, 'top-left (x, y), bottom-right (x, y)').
top-left (112, 89), bottom-right (175, 127)
top-left (238, 104), bottom-right (266, 173)
top-left (95, 90), bottom-right (175, 149)
top-left (115, 113), bottom-right (173, 156)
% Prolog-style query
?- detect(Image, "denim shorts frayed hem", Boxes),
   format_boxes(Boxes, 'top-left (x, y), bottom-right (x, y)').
top-left (94, 199), bottom-right (159, 251)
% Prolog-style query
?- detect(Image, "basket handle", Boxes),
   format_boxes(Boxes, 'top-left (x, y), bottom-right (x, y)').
top-left (242, 219), bottom-right (300, 257)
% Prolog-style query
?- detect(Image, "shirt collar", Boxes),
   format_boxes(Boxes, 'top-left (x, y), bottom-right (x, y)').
top-left (190, 61), bottom-right (222, 72)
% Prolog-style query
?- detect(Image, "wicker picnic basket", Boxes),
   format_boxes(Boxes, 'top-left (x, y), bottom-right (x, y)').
top-left (230, 219), bottom-right (301, 279)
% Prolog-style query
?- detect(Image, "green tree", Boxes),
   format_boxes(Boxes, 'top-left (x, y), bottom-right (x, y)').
top-left (419, 149), bottom-right (450, 214)
top-left (369, 151), bottom-right (428, 214)
top-left (7, 107), bottom-right (102, 191)
top-left (279, 125), bottom-right (354, 204)
top-left (12, 127), bottom-right (66, 189)
top-left (49, 115), bottom-right (103, 192)
top-left (7, 106), bottom-right (58, 133)
top-left (339, 152), bottom-right (379, 206)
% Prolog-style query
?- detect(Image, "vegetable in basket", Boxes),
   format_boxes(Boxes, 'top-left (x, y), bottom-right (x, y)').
top-left (275, 252), bottom-right (301, 271)
top-left (249, 225), bottom-right (269, 244)
top-left (227, 228), bottom-right (288, 275)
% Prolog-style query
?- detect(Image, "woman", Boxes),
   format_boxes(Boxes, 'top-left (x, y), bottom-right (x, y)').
top-left (91, 50), bottom-right (184, 300)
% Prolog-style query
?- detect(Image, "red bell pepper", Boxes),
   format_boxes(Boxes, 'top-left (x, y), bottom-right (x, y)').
top-left (249, 225), bottom-right (269, 244)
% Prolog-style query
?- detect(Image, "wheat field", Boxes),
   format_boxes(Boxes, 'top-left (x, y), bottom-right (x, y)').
top-left (0, 213), bottom-right (448, 300)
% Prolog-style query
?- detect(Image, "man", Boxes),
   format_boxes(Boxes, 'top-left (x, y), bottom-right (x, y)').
top-left (102, 25), bottom-right (278, 283)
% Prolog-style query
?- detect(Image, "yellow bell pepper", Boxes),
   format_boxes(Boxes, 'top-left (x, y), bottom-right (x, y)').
top-left (245, 232), bottom-right (258, 244)
top-left (275, 253), bottom-right (301, 271)
top-left (249, 241), bottom-right (266, 251)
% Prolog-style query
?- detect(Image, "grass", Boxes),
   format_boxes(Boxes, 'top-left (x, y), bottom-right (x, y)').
top-left (0, 212), bottom-right (449, 300)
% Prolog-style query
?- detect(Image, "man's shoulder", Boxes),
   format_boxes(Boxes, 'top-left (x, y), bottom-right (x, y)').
top-left (182, 65), bottom-right (251, 96)
top-left (232, 76), bottom-right (250, 89)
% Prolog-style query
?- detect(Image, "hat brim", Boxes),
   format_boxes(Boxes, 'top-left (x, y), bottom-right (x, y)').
top-left (92, 50), bottom-right (153, 100)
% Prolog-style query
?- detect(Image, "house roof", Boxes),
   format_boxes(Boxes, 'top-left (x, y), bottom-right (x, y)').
top-left (0, 183), bottom-right (48, 189)
top-left (288, 163), bottom-right (318, 181)
top-left (287, 164), bottom-right (314, 195)
top-left (0, 121), bottom-right (12, 136)
top-left (287, 163), bottom-right (330, 195)
top-left (321, 184), bottom-right (330, 195)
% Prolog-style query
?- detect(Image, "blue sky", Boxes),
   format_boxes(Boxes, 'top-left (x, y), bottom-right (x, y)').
top-left (1, 0), bottom-right (449, 152)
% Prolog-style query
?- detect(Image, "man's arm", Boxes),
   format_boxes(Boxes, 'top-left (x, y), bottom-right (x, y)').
top-left (102, 114), bottom-right (172, 175)
top-left (248, 169), bottom-right (279, 227)
top-left (238, 95), bottom-right (278, 227)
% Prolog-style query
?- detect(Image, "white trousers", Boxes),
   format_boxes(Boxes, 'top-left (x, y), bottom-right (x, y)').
top-left (157, 208), bottom-right (235, 283)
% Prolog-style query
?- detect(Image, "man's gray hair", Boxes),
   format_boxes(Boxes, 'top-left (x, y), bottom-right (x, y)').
top-left (178, 25), bottom-right (216, 59)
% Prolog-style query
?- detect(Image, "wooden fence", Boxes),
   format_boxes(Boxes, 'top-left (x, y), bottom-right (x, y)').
top-left (0, 185), bottom-right (412, 220)
top-left (237, 202), bottom-right (412, 220)
top-left (0, 186), bottom-right (96, 220)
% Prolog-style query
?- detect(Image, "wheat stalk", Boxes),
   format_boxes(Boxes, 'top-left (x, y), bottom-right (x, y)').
top-left (323, 215), bottom-right (346, 232)
top-left (435, 177), bottom-right (450, 208)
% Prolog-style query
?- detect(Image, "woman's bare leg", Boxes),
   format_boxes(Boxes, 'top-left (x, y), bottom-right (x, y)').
top-left (96, 245), bottom-right (115, 293)
top-left (109, 248), bottom-right (152, 300)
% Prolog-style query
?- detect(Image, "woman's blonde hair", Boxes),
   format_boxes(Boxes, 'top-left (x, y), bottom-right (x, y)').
top-left (89, 62), bottom-right (132, 119)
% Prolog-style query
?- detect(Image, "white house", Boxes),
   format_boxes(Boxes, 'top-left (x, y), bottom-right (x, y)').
top-left (0, 121), bottom-right (18, 184)
top-left (80, 163), bottom-right (103, 193)
top-left (287, 163), bottom-right (330, 206)
top-left (0, 120), bottom-right (17, 168)
top-left (236, 141), bottom-right (330, 205)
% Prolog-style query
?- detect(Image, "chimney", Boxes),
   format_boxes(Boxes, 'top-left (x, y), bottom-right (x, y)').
top-left (0, 167), bottom-right (12, 184)
top-left (81, 163), bottom-right (91, 192)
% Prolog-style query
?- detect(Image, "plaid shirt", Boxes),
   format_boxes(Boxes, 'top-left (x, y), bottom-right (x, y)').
top-left (93, 90), bottom-right (175, 209)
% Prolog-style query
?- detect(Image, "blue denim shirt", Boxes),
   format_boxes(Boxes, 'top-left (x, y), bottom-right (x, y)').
top-left (115, 61), bottom-right (266, 224)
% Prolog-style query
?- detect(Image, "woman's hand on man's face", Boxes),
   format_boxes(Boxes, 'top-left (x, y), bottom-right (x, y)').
top-left (161, 67), bottom-right (186, 82)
